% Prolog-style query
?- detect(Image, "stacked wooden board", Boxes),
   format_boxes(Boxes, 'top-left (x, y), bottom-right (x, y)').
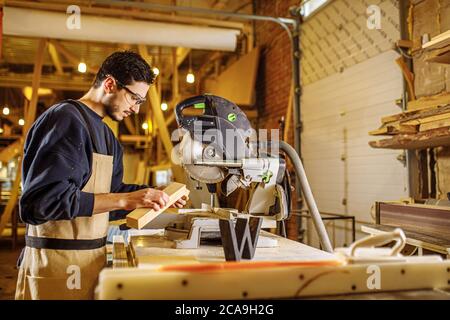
top-left (369, 92), bottom-right (450, 149)
top-left (376, 202), bottom-right (450, 241)
top-left (423, 30), bottom-right (450, 64)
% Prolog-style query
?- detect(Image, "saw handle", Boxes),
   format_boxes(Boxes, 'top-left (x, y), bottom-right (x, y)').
top-left (349, 228), bottom-right (406, 257)
top-left (175, 95), bottom-right (208, 127)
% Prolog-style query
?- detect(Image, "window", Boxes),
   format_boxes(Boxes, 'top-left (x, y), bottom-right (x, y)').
top-left (300, 0), bottom-right (330, 19)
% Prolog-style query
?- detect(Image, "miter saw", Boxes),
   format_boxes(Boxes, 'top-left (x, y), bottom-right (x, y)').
top-left (162, 94), bottom-right (332, 252)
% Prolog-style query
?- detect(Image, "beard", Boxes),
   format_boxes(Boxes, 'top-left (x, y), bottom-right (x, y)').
top-left (104, 101), bottom-right (122, 121)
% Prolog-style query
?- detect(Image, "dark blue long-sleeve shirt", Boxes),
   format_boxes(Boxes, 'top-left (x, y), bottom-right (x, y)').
top-left (20, 100), bottom-right (148, 225)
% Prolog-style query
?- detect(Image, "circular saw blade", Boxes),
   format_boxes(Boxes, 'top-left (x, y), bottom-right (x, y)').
top-left (184, 163), bottom-right (227, 184)
top-left (177, 131), bottom-right (227, 184)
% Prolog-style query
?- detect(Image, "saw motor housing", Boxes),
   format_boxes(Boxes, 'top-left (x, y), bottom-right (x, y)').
top-left (174, 94), bottom-right (291, 221)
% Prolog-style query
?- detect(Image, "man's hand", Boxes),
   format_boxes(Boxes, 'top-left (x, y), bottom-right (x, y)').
top-left (93, 187), bottom-right (189, 215)
top-left (171, 195), bottom-right (189, 208)
top-left (122, 188), bottom-right (170, 211)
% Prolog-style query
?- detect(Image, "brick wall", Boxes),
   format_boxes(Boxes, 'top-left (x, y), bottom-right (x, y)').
top-left (254, 0), bottom-right (299, 240)
top-left (255, 0), bottom-right (297, 137)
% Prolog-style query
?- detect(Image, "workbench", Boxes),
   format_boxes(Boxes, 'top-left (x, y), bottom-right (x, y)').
top-left (129, 229), bottom-right (334, 267)
top-left (97, 228), bottom-right (450, 300)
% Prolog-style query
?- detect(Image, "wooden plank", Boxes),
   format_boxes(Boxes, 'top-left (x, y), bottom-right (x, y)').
top-left (424, 44), bottom-right (450, 64)
top-left (422, 30), bottom-right (450, 50)
top-left (361, 224), bottom-right (450, 255)
top-left (112, 235), bottom-right (130, 268)
top-left (420, 117), bottom-right (450, 131)
top-left (402, 112), bottom-right (450, 125)
top-left (369, 126), bottom-right (450, 150)
top-left (369, 126), bottom-right (394, 136)
top-left (377, 202), bottom-right (450, 240)
top-left (395, 56), bottom-right (415, 100)
top-left (126, 182), bottom-right (190, 229)
top-left (384, 104), bottom-right (450, 125)
top-left (369, 123), bottom-right (417, 136)
top-left (407, 92), bottom-right (450, 111)
top-left (396, 39), bottom-right (413, 48)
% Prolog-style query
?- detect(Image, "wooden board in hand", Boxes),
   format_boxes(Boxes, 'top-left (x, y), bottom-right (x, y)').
top-left (126, 182), bottom-right (190, 229)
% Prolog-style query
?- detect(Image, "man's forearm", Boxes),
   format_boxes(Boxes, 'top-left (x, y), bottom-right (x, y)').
top-left (91, 188), bottom-right (173, 215)
top-left (92, 193), bottom-right (127, 214)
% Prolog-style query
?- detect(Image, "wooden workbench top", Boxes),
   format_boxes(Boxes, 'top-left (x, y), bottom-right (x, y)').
top-left (130, 230), bottom-right (336, 268)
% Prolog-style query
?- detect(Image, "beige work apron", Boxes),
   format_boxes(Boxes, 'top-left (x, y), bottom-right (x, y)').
top-left (15, 101), bottom-right (114, 300)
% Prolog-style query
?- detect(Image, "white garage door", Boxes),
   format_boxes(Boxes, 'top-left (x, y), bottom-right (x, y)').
top-left (301, 50), bottom-right (409, 247)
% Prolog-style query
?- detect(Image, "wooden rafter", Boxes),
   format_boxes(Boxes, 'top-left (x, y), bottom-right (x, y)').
top-left (49, 39), bottom-right (98, 74)
top-left (47, 42), bottom-right (64, 75)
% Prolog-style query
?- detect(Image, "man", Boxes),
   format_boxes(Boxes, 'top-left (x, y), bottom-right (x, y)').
top-left (15, 51), bottom-right (187, 300)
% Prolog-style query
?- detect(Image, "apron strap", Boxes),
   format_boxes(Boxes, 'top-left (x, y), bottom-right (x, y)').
top-left (64, 99), bottom-right (113, 155)
top-left (25, 235), bottom-right (107, 250)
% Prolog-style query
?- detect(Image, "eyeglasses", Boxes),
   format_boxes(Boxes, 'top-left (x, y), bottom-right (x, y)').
top-left (110, 76), bottom-right (147, 107)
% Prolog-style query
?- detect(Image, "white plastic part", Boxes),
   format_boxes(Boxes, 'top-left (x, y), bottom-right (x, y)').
top-left (3, 7), bottom-right (240, 51)
top-left (349, 228), bottom-right (406, 257)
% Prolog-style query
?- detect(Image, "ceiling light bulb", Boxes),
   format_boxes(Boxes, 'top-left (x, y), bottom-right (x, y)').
top-left (152, 67), bottom-right (160, 76)
top-left (78, 62), bottom-right (87, 73)
top-left (142, 122), bottom-right (149, 130)
top-left (161, 102), bottom-right (168, 111)
top-left (186, 72), bottom-right (195, 84)
top-left (18, 119), bottom-right (25, 126)
top-left (2, 107), bottom-right (10, 115)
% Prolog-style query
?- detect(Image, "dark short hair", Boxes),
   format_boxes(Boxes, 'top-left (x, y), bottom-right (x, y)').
top-left (93, 50), bottom-right (155, 88)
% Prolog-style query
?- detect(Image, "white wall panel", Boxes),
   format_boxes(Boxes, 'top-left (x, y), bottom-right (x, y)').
top-left (301, 50), bottom-right (408, 248)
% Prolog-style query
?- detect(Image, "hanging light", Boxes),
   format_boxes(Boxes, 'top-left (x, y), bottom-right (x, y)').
top-left (152, 67), bottom-right (160, 76)
top-left (18, 118), bottom-right (25, 126)
top-left (78, 62), bottom-right (87, 73)
top-left (2, 107), bottom-right (10, 115)
top-left (186, 72), bottom-right (195, 84)
top-left (186, 51), bottom-right (195, 84)
top-left (160, 102), bottom-right (168, 111)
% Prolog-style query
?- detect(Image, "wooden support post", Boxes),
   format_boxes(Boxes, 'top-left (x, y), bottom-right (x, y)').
top-left (0, 38), bottom-right (46, 237)
top-left (395, 56), bottom-right (416, 101)
top-left (283, 83), bottom-right (294, 142)
top-left (47, 42), bottom-right (64, 75)
top-left (148, 85), bottom-right (185, 182)
top-left (172, 47), bottom-right (179, 103)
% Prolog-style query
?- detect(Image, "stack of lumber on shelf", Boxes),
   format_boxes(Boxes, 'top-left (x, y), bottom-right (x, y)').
top-left (375, 201), bottom-right (450, 246)
top-left (369, 92), bottom-right (450, 149)
top-left (422, 30), bottom-right (450, 65)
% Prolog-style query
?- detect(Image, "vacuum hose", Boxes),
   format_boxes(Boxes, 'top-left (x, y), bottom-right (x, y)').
top-left (279, 141), bottom-right (333, 253)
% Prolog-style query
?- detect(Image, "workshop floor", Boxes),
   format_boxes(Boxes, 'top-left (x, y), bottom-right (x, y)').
top-left (0, 239), bottom-right (23, 300)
